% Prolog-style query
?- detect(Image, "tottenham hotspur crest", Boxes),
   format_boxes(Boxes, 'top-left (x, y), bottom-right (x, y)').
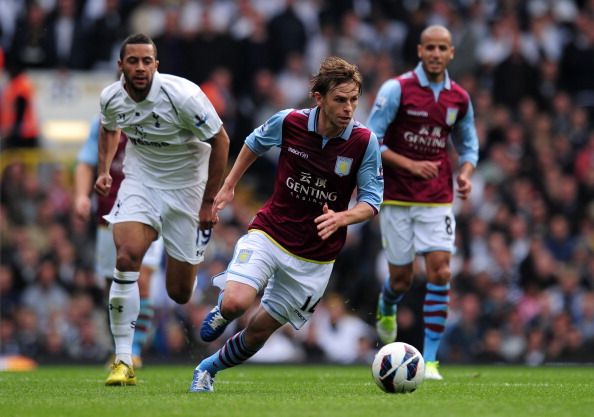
top-left (335, 156), bottom-right (353, 177)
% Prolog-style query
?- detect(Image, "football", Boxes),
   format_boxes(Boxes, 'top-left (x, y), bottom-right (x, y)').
top-left (371, 342), bottom-right (425, 393)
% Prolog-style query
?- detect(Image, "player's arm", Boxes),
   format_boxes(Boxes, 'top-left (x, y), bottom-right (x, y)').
top-left (74, 119), bottom-right (100, 221)
top-left (316, 202), bottom-right (376, 241)
top-left (95, 126), bottom-right (120, 196)
top-left (315, 133), bottom-right (383, 240)
top-left (456, 162), bottom-right (475, 200)
top-left (213, 144), bottom-right (259, 216)
top-left (367, 78), bottom-right (440, 178)
top-left (200, 126), bottom-right (230, 228)
top-left (74, 162), bottom-right (95, 222)
top-left (381, 150), bottom-right (441, 179)
top-left (212, 109), bottom-right (289, 216)
top-left (452, 101), bottom-right (479, 200)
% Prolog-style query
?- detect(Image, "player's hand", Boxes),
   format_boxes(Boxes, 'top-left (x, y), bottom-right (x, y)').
top-left (199, 201), bottom-right (217, 229)
top-left (315, 203), bottom-right (342, 240)
top-left (456, 174), bottom-right (472, 200)
top-left (94, 173), bottom-right (112, 197)
top-left (410, 160), bottom-right (441, 179)
top-left (212, 184), bottom-right (234, 217)
top-left (74, 195), bottom-right (92, 222)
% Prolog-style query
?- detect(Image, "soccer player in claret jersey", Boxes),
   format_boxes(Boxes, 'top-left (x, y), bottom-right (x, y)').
top-left (74, 118), bottom-right (164, 371)
top-left (189, 56), bottom-right (383, 393)
top-left (95, 33), bottom-right (229, 386)
top-left (367, 25), bottom-right (479, 381)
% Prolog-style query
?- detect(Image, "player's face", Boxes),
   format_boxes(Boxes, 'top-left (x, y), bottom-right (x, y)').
top-left (315, 81), bottom-right (360, 138)
top-left (417, 28), bottom-right (454, 82)
top-left (118, 43), bottom-right (159, 101)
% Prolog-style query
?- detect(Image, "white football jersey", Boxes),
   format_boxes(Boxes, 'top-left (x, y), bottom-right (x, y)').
top-left (100, 72), bottom-right (222, 189)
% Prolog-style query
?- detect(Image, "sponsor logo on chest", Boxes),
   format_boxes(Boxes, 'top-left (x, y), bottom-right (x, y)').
top-left (407, 109), bottom-right (429, 117)
top-left (286, 171), bottom-right (338, 204)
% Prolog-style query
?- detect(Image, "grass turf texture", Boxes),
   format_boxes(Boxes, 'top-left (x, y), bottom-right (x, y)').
top-left (1, 365), bottom-right (593, 417)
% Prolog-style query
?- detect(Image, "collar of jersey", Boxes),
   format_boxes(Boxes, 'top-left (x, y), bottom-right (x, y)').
top-left (307, 106), bottom-right (354, 141)
top-left (414, 62), bottom-right (451, 90)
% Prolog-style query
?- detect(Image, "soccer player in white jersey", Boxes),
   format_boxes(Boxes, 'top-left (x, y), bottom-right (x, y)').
top-left (74, 117), bottom-right (164, 369)
top-left (95, 33), bottom-right (229, 386)
top-left (189, 56), bottom-right (383, 393)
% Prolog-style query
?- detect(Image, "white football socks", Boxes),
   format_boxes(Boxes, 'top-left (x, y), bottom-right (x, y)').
top-left (109, 270), bottom-right (140, 367)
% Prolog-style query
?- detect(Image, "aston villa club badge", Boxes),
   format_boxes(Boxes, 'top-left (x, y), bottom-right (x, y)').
top-left (335, 156), bottom-right (353, 177)
top-left (446, 107), bottom-right (459, 126)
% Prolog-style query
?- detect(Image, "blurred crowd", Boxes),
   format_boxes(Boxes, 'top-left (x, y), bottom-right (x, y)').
top-left (1, 0), bottom-right (594, 366)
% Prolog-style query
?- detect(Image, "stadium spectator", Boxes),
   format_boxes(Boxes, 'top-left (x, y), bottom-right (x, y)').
top-left (0, 58), bottom-right (40, 149)
top-left (491, 33), bottom-right (540, 110)
top-left (151, 9), bottom-right (186, 77)
top-left (20, 259), bottom-right (69, 331)
top-left (45, 0), bottom-right (90, 69)
top-left (266, 0), bottom-right (307, 72)
top-left (558, 11), bottom-right (594, 112)
top-left (87, 0), bottom-right (127, 70)
top-left (8, 2), bottom-right (54, 68)
top-left (0, 264), bottom-right (19, 318)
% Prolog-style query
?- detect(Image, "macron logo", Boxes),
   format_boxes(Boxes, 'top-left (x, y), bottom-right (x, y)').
top-left (288, 146), bottom-right (309, 159)
top-left (407, 109), bottom-right (429, 117)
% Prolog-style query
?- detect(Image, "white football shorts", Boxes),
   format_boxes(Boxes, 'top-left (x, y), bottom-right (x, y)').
top-left (104, 177), bottom-right (207, 264)
top-left (223, 230), bottom-right (334, 330)
top-left (380, 205), bottom-right (456, 265)
top-left (95, 224), bottom-right (165, 286)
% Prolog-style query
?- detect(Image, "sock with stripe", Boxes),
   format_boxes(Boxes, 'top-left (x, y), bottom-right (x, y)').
top-left (132, 298), bottom-right (154, 357)
top-left (379, 276), bottom-right (405, 316)
top-left (423, 282), bottom-right (450, 362)
top-left (197, 330), bottom-right (261, 376)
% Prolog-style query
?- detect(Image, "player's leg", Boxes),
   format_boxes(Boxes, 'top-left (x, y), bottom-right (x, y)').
top-left (422, 250), bottom-right (451, 380)
top-left (190, 232), bottom-right (331, 392)
top-left (164, 256), bottom-right (199, 304)
top-left (160, 185), bottom-right (213, 304)
top-left (376, 206), bottom-right (415, 344)
top-left (201, 280), bottom-right (258, 341)
top-left (190, 306), bottom-right (283, 392)
top-left (131, 237), bottom-right (162, 367)
top-left (106, 221), bottom-right (155, 386)
top-left (199, 232), bottom-right (272, 342)
top-left (415, 206), bottom-right (455, 380)
top-left (377, 262), bottom-right (414, 344)
top-left (96, 225), bottom-right (118, 367)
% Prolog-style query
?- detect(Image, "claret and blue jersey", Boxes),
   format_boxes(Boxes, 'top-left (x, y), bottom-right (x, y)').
top-left (367, 63), bottom-right (479, 205)
top-left (245, 107), bottom-right (384, 262)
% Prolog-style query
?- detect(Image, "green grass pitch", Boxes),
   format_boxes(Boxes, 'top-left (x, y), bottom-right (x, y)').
top-left (1, 364), bottom-right (593, 417)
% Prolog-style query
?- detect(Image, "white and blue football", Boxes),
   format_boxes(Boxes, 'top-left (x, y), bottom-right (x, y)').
top-left (371, 342), bottom-right (425, 393)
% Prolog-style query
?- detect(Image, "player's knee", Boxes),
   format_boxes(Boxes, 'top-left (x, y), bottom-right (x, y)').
top-left (116, 250), bottom-right (143, 271)
top-left (433, 263), bottom-right (451, 285)
top-left (390, 274), bottom-right (414, 292)
top-left (166, 280), bottom-right (194, 304)
top-left (220, 295), bottom-right (249, 319)
top-left (168, 289), bottom-right (191, 305)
